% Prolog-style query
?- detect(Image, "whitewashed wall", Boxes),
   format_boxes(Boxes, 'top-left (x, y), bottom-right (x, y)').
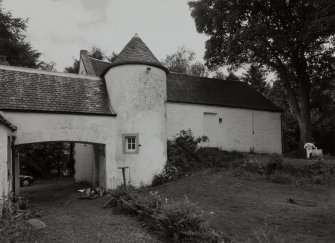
top-left (0, 125), bottom-right (10, 205)
top-left (74, 143), bottom-right (94, 183)
top-left (2, 112), bottom-right (119, 189)
top-left (167, 103), bottom-right (282, 154)
top-left (104, 65), bottom-right (167, 186)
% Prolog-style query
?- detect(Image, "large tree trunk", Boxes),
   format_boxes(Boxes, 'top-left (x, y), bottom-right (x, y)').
top-left (279, 66), bottom-right (313, 155)
top-left (297, 113), bottom-right (313, 154)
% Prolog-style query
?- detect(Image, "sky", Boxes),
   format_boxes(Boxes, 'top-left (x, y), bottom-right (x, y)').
top-left (3, 0), bottom-right (209, 72)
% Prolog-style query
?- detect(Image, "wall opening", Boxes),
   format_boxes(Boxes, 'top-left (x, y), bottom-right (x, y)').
top-left (12, 141), bottom-right (106, 203)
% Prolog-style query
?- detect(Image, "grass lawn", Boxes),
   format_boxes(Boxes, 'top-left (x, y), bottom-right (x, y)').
top-left (149, 167), bottom-right (335, 242)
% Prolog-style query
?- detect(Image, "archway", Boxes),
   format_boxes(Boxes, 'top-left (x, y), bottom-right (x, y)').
top-left (13, 141), bottom-right (106, 198)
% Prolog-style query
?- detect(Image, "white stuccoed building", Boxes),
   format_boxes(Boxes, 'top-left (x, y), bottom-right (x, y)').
top-left (0, 34), bottom-right (282, 197)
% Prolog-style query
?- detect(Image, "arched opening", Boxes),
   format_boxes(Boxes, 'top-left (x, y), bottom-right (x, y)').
top-left (12, 141), bottom-right (106, 203)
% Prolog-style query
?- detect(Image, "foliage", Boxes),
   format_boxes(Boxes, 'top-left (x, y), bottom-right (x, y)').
top-left (109, 187), bottom-right (223, 243)
top-left (161, 47), bottom-right (209, 77)
top-left (197, 147), bottom-right (244, 168)
top-left (211, 70), bottom-right (225, 80)
top-left (225, 72), bottom-right (240, 82)
top-left (0, 199), bottom-right (40, 242)
top-left (64, 46), bottom-right (118, 73)
top-left (64, 59), bottom-right (80, 74)
top-left (159, 197), bottom-right (221, 242)
top-left (189, 0), bottom-right (335, 151)
top-left (17, 142), bottom-right (74, 178)
top-left (167, 129), bottom-right (208, 174)
top-left (153, 130), bottom-right (245, 186)
top-left (0, 1), bottom-right (53, 68)
top-left (236, 156), bottom-right (335, 186)
top-left (242, 64), bottom-right (268, 94)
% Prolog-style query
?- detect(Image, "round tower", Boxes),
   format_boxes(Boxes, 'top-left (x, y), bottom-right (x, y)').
top-left (103, 34), bottom-right (168, 186)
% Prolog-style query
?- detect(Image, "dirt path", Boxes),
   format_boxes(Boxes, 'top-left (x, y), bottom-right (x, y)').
top-left (21, 179), bottom-right (158, 243)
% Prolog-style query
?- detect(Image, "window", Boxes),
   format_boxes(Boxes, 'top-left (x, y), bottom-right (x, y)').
top-left (123, 134), bottom-right (139, 154)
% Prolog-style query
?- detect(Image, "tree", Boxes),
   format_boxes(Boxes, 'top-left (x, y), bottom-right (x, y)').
top-left (64, 59), bottom-right (80, 74)
top-left (0, 1), bottom-right (41, 67)
top-left (189, 0), bottom-right (335, 151)
top-left (89, 46), bottom-right (106, 60)
top-left (212, 70), bottom-right (225, 80)
top-left (108, 51), bottom-right (118, 63)
top-left (64, 46), bottom-right (117, 73)
top-left (225, 72), bottom-right (240, 82)
top-left (242, 65), bottom-right (268, 94)
top-left (162, 47), bottom-right (209, 77)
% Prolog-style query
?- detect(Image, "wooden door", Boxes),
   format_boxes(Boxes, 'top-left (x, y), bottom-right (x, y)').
top-left (203, 113), bottom-right (218, 147)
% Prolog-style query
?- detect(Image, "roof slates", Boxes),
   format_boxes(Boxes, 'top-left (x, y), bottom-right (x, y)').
top-left (0, 68), bottom-right (115, 116)
top-left (167, 73), bottom-right (282, 112)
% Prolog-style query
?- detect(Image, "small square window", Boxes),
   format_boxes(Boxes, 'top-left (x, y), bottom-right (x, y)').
top-left (123, 134), bottom-right (139, 154)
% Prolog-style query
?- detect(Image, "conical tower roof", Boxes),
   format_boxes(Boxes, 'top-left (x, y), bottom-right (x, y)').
top-left (105, 34), bottom-right (168, 74)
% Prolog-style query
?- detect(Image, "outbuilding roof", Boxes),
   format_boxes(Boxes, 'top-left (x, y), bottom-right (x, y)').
top-left (0, 113), bottom-right (17, 131)
top-left (103, 34), bottom-right (169, 74)
top-left (0, 66), bottom-right (115, 116)
top-left (167, 73), bottom-right (282, 112)
top-left (85, 55), bottom-right (281, 112)
top-left (89, 58), bottom-right (111, 76)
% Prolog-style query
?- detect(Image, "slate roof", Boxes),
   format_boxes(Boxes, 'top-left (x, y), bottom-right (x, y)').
top-left (89, 58), bottom-right (111, 76)
top-left (0, 113), bottom-right (16, 131)
top-left (0, 67), bottom-right (115, 116)
top-left (103, 34), bottom-right (168, 74)
top-left (167, 73), bottom-right (282, 112)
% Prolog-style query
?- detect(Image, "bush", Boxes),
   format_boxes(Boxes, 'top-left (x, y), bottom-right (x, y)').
top-left (167, 129), bottom-right (208, 174)
top-left (159, 197), bottom-right (221, 242)
top-left (241, 159), bottom-right (266, 174)
top-left (108, 188), bottom-right (223, 242)
top-left (197, 147), bottom-right (244, 168)
top-left (265, 155), bottom-right (284, 176)
top-left (0, 199), bottom-right (40, 242)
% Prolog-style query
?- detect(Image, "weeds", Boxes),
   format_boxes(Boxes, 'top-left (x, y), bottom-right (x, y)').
top-left (0, 198), bottom-right (40, 243)
top-left (107, 187), bottom-right (224, 242)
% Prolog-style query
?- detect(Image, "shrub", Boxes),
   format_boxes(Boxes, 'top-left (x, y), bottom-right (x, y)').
top-left (167, 129), bottom-right (208, 174)
top-left (152, 173), bottom-right (168, 187)
top-left (108, 188), bottom-right (224, 242)
top-left (197, 147), bottom-right (244, 168)
top-left (265, 155), bottom-right (284, 176)
top-left (159, 197), bottom-right (221, 242)
top-left (0, 199), bottom-right (40, 242)
top-left (241, 159), bottom-right (266, 174)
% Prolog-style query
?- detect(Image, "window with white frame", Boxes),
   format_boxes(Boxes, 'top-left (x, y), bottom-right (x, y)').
top-left (123, 134), bottom-right (139, 154)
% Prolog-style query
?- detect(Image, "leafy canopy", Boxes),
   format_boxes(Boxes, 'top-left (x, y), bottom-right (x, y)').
top-left (189, 0), bottom-right (335, 149)
top-left (162, 46), bottom-right (209, 77)
top-left (189, 0), bottom-right (335, 70)
top-left (0, 1), bottom-right (40, 67)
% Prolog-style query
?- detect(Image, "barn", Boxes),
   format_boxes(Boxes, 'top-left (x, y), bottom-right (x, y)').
top-left (0, 34), bottom-right (282, 197)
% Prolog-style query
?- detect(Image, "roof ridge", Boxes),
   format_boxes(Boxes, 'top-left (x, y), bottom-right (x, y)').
top-left (170, 72), bottom-right (245, 84)
top-left (89, 57), bottom-right (111, 64)
top-left (0, 65), bottom-right (101, 80)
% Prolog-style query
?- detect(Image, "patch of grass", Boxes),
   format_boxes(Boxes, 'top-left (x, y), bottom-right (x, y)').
top-left (151, 169), bottom-right (335, 242)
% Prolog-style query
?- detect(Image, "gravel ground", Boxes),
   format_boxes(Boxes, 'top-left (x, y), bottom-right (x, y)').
top-left (20, 178), bottom-right (159, 243)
